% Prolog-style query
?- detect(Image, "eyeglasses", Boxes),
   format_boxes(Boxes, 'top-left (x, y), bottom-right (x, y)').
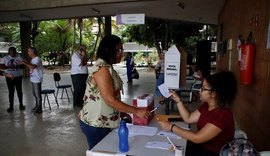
top-left (200, 86), bottom-right (212, 92)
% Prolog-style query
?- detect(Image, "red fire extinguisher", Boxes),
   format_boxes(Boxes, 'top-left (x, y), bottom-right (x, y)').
top-left (240, 43), bottom-right (255, 85)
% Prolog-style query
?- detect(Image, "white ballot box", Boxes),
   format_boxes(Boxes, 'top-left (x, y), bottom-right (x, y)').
top-left (165, 45), bottom-right (181, 89)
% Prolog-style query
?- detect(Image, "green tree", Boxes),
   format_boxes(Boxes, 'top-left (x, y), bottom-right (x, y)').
top-left (123, 18), bottom-right (204, 55)
top-left (0, 23), bottom-right (21, 49)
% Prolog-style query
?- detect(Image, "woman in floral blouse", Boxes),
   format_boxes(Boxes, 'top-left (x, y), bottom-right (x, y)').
top-left (78, 34), bottom-right (150, 149)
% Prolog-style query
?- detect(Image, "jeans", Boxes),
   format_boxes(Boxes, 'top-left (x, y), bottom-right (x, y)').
top-left (31, 82), bottom-right (42, 110)
top-left (5, 76), bottom-right (23, 107)
top-left (126, 66), bottom-right (133, 82)
top-left (80, 120), bottom-right (112, 150)
top-left (71, 74), bottom-right (88, 107)
top-left (155, 73), bottom-right (164, 97)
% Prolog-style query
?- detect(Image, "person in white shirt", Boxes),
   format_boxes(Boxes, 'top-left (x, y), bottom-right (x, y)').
top-left (21, 47), bottom-right (44, 114)
top-left (3, 47), bottom-right (25, 113)
top-left (71, 45), bottom-right (88, 107)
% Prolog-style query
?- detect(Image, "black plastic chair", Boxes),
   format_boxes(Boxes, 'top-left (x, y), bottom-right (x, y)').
top-left (53, 72), bottom-right (73, 102)
top-left (41, 89), bottom-right (59, 110)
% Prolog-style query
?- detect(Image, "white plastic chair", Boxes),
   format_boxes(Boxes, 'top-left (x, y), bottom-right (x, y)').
top-left (260, 151), bottom-right (270, 156)
top-left (191, 80), bottom-right (202, 92)
top-left (234, 129), bottom-right (247, 139)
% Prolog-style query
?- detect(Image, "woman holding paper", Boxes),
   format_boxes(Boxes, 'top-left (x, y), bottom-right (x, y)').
top-left (157, 71), bottom-right (237, 156)
top-left (78, 35), bottom-right (150, 150)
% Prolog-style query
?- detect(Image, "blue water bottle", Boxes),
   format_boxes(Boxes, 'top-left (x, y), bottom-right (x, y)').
top-left (118, 120), bottom-right (129, 152)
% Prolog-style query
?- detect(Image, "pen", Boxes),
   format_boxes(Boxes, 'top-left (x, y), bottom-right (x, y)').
top-left (150, 104), bottom-right (160, 113)
top-left (166, 136), bottom-right (176, 150)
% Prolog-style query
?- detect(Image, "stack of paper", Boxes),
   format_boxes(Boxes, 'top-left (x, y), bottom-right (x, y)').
top-left (145, 141), bottom-right (172, 150)
top-left (115, 124), bottom-right (158, 137)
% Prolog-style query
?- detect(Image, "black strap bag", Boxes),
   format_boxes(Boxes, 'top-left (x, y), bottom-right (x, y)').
top-left (131, 68), bottom-right (139, 79)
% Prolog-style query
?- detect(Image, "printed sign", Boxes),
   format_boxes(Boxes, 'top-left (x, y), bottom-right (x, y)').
top-left (164, 45), bottom-right (181, 89)
top-left (166, 63), bottom-right (178, 77)
top-left (116, 14), bottom-right (145, 25)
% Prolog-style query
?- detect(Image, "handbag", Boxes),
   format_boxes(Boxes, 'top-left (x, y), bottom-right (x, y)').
top-left (219, 138), bottom-right (259, 156)
top-left (131, 68), bottom-right (139, 79)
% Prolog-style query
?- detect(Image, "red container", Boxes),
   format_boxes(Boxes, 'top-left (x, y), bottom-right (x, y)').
top-left (240, 44), bottom-right (255, 85)
top-left (133, 94), bottom-right (154, 125)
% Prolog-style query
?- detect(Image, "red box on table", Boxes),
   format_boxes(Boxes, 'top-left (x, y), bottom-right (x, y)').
top-left (133, 94), bottom-right (154, 125)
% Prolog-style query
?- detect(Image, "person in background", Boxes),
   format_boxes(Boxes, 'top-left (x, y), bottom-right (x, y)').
top-left (125, 52), bottom-right (134, 83)
top-left (188, 63), bottom-right (196, 76)
top-left (193, 66), bottom-right (207, 82)
top-left (158, 71), bottom-right (237, 156)
top-left (191, 66), bottom-right (209, 101)
top-left (71, 45), bottom-right (88, 108)
top-left (2, 47), bottom-right (25, 113)
top-left (21, 47), bottom-right (44, 114)
top-left (78, 35), bottom-right (150, 150)
top-left (155, 52), bottom-right (165, 103)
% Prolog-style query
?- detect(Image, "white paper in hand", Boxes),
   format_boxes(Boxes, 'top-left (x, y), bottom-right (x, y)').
top-left (158, 83), bottom-right (171, 98)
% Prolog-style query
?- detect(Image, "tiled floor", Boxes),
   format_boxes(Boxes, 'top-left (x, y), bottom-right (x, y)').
top-left (0, 65), bottom-right (199, 156)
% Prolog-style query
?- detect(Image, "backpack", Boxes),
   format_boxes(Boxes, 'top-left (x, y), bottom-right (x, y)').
top-left (219, 138), bottom-right (259, 156)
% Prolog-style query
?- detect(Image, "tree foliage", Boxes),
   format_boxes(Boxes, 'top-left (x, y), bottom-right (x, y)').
top-left (123, 18), bottom-right (204, 54)
top-left (0, 23), bottom-right (20, 43)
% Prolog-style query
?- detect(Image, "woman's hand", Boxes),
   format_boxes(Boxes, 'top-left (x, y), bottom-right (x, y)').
top-left (169, 90), bottom-right (181, 103)
top-left (20, 60), bottom-right (27, 65)
top-left (5, 73), bottom-right (14, 79)
top-left (135, 108), bottom-right (150, 118)
top-left (157, 121), bottom-right (172, 132)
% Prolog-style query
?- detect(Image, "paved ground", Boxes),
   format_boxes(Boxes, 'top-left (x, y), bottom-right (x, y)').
top-left (0, 65), bottom-right (199, 156)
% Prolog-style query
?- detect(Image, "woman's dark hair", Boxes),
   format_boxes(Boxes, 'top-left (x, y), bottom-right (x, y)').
top-left (96, 35), bottom-right (122, 64)
top-left (79, 45), bottom-right (86, 52)
top-left (8, 47), bottom-right (17, 54)
top-left (30, 47), bottom-right (38, 55)
top-left (205, 71), bottom-right (237, 108)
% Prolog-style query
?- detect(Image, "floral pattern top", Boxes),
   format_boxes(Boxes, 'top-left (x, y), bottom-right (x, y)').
top-left (79, 58), bottom-right (123, 128)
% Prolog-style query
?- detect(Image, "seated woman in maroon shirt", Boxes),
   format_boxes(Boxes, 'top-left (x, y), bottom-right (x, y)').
top-left (158, 71), bottom-right (237, 156)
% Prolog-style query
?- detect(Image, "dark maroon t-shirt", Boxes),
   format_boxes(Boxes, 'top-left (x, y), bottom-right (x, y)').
top-left (197, 102), bottom-right (235, 154)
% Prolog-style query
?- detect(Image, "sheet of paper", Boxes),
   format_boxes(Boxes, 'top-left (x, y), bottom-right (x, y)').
top-left (115, 124), bottom-right (158, 136)
top-left (145, 141), bottom-right (172, 150)
top-left (87, 150), bottom-right (126, 156)
top-left (157, 130), bottom-right (181, 139)
top-left (157, 126), bottom-right (190, 139)
top-left (158, 83), bottom-right (171, 98)
top-left (127, 125), bottom-right (158, 136)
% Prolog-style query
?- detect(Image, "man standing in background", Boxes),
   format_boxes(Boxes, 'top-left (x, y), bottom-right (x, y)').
top-left (21, 47), bottom-right (44, 114)
top-left (71, 45), bottom-right (88, 108)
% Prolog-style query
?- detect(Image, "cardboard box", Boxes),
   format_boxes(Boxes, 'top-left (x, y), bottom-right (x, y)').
top-left (133, 94), bottom-right (154, 125)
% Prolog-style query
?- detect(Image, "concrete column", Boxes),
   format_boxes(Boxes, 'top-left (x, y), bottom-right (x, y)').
top-left (105, 16), bottom-right (111, 35)
top-left (19, 21), bottom-right (31, 76)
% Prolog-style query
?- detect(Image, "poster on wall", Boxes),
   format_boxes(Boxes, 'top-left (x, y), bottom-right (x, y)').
top-left (267, 19), bottom-right (270, 49)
